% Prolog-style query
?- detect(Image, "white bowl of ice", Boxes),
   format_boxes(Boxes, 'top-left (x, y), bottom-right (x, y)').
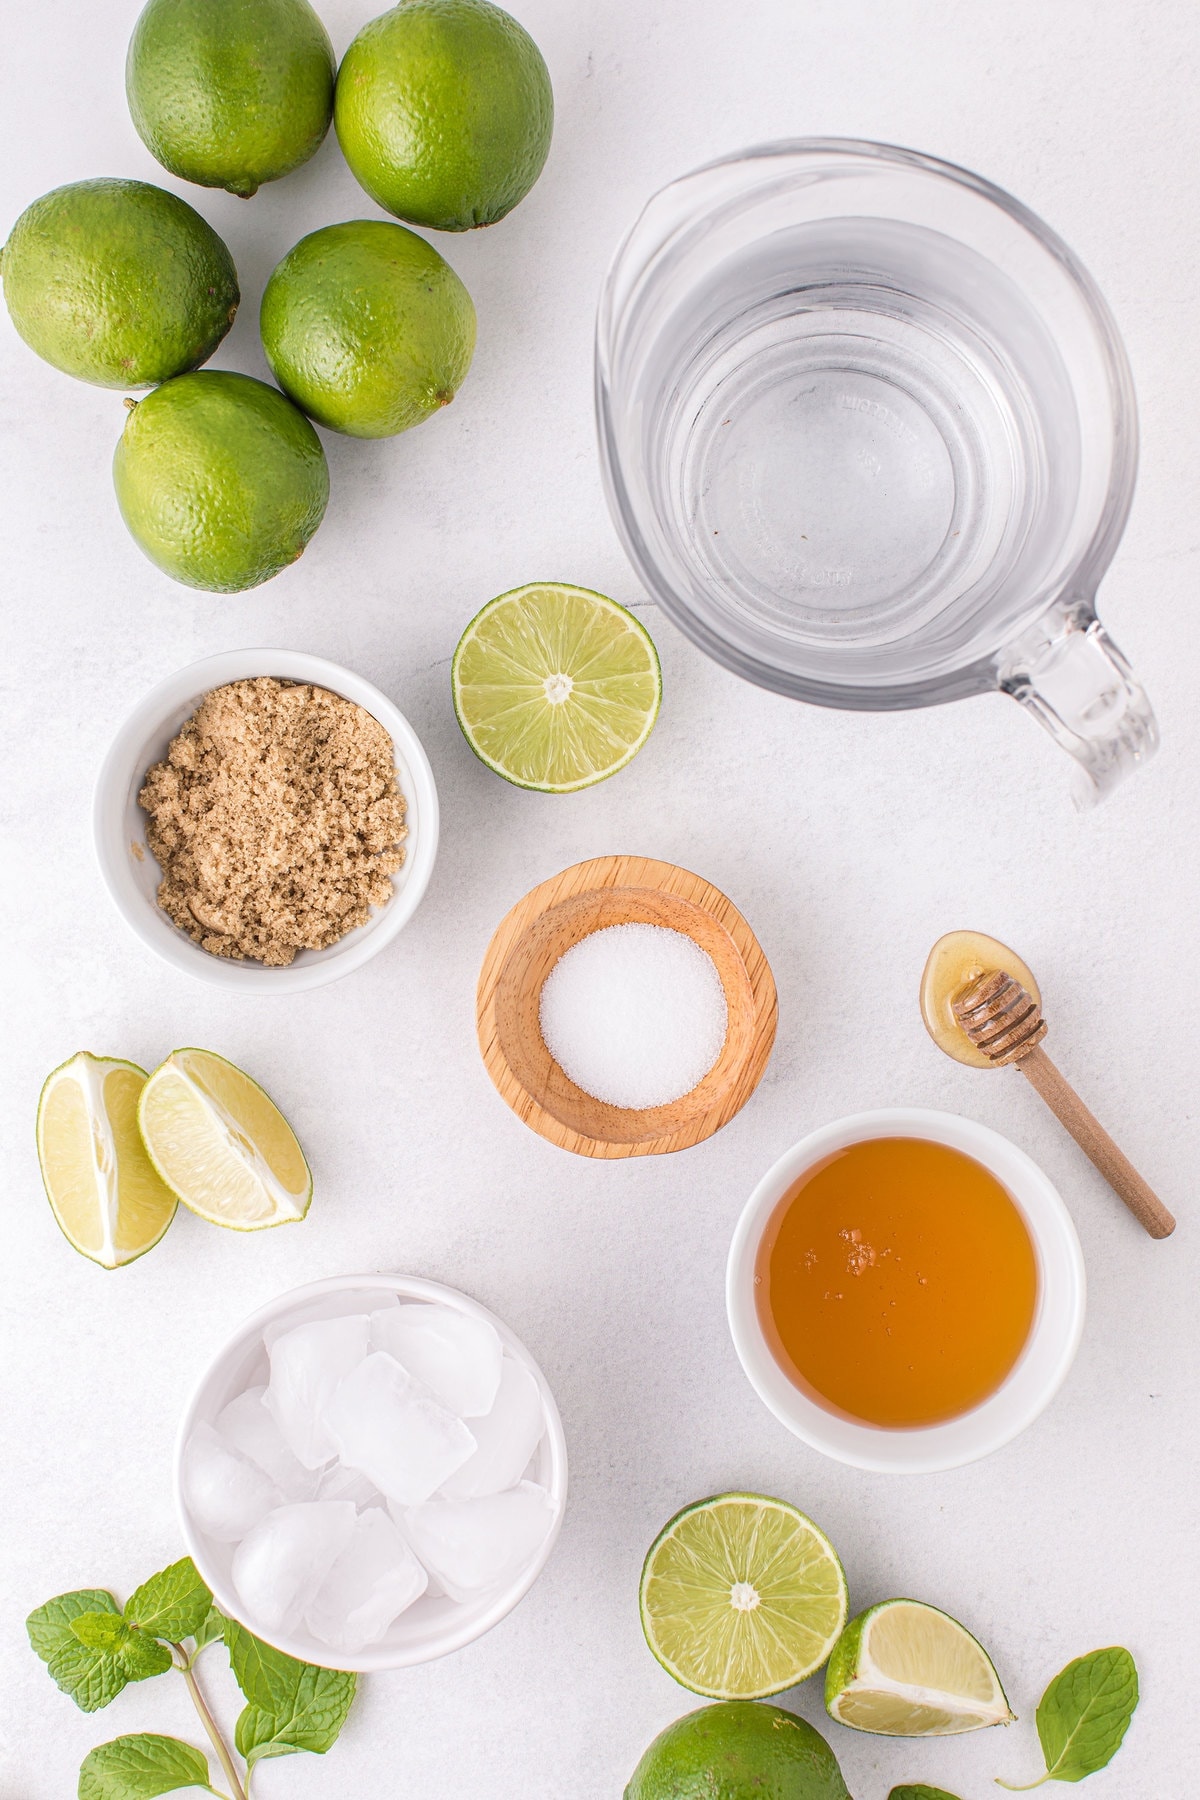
top-left (175, 1275), bottom-right (567, 1672)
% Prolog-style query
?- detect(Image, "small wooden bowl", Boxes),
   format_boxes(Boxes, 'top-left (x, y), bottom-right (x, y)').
top-left (476, 855), bottom-right (777, 1158)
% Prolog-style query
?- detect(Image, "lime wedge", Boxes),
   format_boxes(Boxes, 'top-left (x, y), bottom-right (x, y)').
top-left (137, 1048), bottom-right (311, 1230)
top-left (36, 1053), bottom-right (177, 1268)
top-left (825, 1598), bottom-right (1015, 1735)
top-left (639, 1492), bottom-right (849, 1700)
top-left (451, 582), bottom-right (661, 791)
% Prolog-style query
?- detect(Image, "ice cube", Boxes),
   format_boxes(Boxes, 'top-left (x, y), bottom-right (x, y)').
top-left (181, 1423), bottom-right (280, 1542)
top-left (371, 1303), bottom-right (502, 1417)
top-left (326, 1352), bottom-right (476, 1505)
top-left (265, 1315), bottom-right (369, 1469)
top-left (316, 1460), bottom-right (384, 1508)
top-left (231, 1501), bottom-right (356, 1635)
top-left (439, 1356), bottom-right (546, 1500)
top-left (216, 1387), bottom-right (318, 1501)
top-left (306, 1509), bottom-right (428, 1651)
top-left (402, 1482), bottom-right (556, 1603)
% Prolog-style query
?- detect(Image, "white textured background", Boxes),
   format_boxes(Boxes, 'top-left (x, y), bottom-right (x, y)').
top-left (2, 1), bottom-right (1197, 1795)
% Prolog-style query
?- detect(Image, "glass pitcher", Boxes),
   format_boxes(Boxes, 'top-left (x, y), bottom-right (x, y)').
top-left (595, 139), bottom-right (1157, 804)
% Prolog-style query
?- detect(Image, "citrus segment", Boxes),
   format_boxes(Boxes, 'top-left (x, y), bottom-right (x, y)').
top-left (452, 583), bottom-right (661, 791)
top-left (640, 1493), bottom-right (848, 1700)
top-left (825, 1598), bottom-right (1014, 1736)
top-left (137, 1048), bottom-right (311, 1230)
top-left (36, 1054), bottom-right (177, 1268)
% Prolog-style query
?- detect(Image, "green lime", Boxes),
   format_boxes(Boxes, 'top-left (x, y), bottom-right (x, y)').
top-left (824, 1599), bottom-right (1015, 1736)
top-left (335, 0), bottom-right (553, 231)
top-left (113, 371), bottom-right (329, 593)
top-left (639, 1494), bottom-right (849, 1702)
top-left (261, 220), bottom-right (475, 437)
top-left (126, 0), bottom-right (335, 198)
top-left (625, 1701), bottom-right (851, 1800)
top-left (451, 583), bottom-right (661, 792)
top-left (0, 178), bottom-right (238, 388)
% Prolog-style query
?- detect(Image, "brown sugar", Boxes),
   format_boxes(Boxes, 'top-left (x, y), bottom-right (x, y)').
top-left (139, 678), bottom-right (408, 967)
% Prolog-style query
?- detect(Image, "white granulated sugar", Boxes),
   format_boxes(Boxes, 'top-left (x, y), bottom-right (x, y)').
top-left (538, 923), bottom-right (728, 1109)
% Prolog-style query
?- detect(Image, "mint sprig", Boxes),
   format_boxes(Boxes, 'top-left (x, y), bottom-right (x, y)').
top-left (27, 1556), bottom-right (357, 1800)
top-left (998, 1647), bottom-right (1139, 1789)
top-left (890, 1788), bottom-right (964, 1799)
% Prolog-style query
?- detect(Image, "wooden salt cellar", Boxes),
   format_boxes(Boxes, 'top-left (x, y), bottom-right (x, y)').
top-left (476, 855), bottom-right (778, 1159)
top-left (953, 968), bottom-right (1175, 1240)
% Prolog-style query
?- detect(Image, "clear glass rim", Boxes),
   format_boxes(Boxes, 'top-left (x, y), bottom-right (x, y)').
top-left (595, 136), bottom-right (1139, 710)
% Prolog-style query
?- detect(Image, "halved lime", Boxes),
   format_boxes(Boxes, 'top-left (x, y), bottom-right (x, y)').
top-left (639, 1492), bottom-right (849, 1700)
top-left (36, 1053), bottom-right (177, 1268)
top-left (825, 1598), bottom-right (1015, 1736)
top-left (451, 582), bottom-right (661, 791)
top-left (137, 1048), bottom-right (311, 1230)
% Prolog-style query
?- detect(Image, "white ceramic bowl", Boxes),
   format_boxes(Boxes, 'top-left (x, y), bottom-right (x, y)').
top-left (93, 650), bottom-right (439, 993)
top-left (727, 1109), bottom-right (1086, 1474)
top-left (175, 1274), bottom-right (568, 1672)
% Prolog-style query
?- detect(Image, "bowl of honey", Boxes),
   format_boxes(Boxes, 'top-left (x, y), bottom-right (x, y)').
top-left (727, 1110), bottom-right (1086, 1472)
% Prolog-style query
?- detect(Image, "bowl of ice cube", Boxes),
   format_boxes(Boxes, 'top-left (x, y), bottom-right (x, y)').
top-left (175, 1275), bottom-right (567, 1671)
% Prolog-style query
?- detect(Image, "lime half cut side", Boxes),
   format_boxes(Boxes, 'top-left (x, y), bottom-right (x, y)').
top-left (639, 1492), bottom-right (849, 1700)
top-left (36, 1053), bottom-right (177, 1268)
top-left (451, 582), bottom-right (661, 791)
top-left (137, 1048), bottom-right (311, 1231)
top-left (825, 1598), bottom-right (1015, 1736)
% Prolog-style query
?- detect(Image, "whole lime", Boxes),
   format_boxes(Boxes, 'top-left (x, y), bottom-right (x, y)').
top-left (625, 1702), bottom-right (852, 1800)
top-left (260, 220), bottom-right (475, 437)
top-left (334, 0), bottom-right (553, 231)
top-left (113, 371), bottom-right (329, 592)
top-left (127, 0), bottom-right (335, 198)
top-left (0, 178), bottom-right (238, 388)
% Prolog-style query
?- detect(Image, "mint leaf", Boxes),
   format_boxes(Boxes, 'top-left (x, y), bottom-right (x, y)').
top-left (189, 1605), bottom-right (225, 1655)
top-left (72, 1613), bottom-right (135, 1653)
top-left (68, 1614), bottom-right (172, 1683)
top-left (125, 1559), bottom-right (212, 1644)
top-left (45, 1636), bottom-right (128, 1713)
top-left (78, 1733), bottom-right (213, 1799)
top-left (118, 1634), bottom-right (173, 1683)
top-left (28, 1590), bottom-right (120, 1662)
top-left (1036, 1647), bottom-right (1138, 1782)
top-left (223, 1615), bottom-right (306, 1710)
top-left (234, 1663), bottom-right (357, 1769)
top-left (891, 1788), bottom-right (964, 1799)
top-left (998, 1646), bottom-right (1139, 1788)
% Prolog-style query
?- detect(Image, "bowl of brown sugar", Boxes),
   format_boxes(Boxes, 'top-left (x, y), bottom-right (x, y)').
top-left (94, 650), bottom-right (439, 992)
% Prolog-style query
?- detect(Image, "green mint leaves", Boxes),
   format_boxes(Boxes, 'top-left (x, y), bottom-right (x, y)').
top-left (78, 1735), bottom-right (215, 1799)
top-left (998, 1647), bottom-right (1139, 1789)
top-left (224, 1615), bottom-right (356, 1770)
top-left (28, 1555), bottom-right (358, 1800)
top-left (124, 1557), bottom-right (214, 1643)
top-left (890, 1788), bottom-right (963, 1799)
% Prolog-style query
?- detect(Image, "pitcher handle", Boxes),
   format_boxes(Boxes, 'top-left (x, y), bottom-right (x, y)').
top-left (999, 600), bottom-right (1158, 808)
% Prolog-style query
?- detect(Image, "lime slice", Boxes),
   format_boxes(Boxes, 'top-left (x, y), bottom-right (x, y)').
top-left (36, 1053), bottom-right (177, 1268)
top-left (639, 1492), bottom-right (849, 1700)
top-left (451, 582), bottom-right (661, 791)
top-left (137, 1048), bottom-right (311, 1230)
top-left (825, 1599), bottom-right (1015, 1735)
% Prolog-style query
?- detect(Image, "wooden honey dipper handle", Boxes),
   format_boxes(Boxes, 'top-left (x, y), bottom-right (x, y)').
top-left (954, 969), bottom-right (1176, 1240)
top-left (1017, 1046), bottom-right (1175, 1239)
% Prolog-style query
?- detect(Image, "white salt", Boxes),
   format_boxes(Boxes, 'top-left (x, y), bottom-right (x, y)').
top-left (538, 923), bottom-right (727, 1109)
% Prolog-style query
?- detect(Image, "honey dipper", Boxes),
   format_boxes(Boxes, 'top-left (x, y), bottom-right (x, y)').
top-left (953, 968), bottom-right (1175, 1240)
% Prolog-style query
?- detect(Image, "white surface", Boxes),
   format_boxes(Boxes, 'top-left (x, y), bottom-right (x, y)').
top-left (1, 1), bottom-right (1197, 1795)
top-left (726, 1110), bottom-right (1086, 1474)
top-left (93, 648), bottom-right (440, 991)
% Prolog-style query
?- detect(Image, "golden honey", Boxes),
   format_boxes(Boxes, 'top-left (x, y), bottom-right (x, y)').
top-left (919, 930), bottom-right (1040, 1069)
top-left (755, 1137), bottom-right (1039, 1428)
